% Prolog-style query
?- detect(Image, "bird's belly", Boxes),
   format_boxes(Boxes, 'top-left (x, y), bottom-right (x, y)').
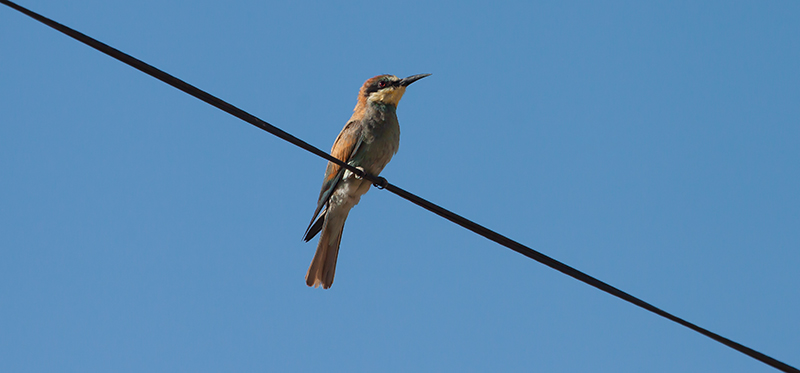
top-left (356, 134), bottom-right (399, 175)
top-left (352, 118), bottom-right (400, 176)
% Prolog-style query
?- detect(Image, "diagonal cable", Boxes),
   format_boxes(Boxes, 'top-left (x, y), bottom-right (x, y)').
top-left (1, 1), bottom-right (796, 372)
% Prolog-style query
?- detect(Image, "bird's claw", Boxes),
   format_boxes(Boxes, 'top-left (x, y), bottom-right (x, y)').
top-left (353, 167), bottom-right (366, 179)
top-left (350, 167), bottom-right (386, 189)
top-left (373, 177), bottom-right (388, 190)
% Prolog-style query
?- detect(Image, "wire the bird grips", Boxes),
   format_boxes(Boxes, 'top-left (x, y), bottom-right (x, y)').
top-left (373, 177), bottom-right (388, 189)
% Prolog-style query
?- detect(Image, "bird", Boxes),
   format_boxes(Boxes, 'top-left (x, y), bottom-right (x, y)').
top-left (303, 73), bottom-right (431, 289)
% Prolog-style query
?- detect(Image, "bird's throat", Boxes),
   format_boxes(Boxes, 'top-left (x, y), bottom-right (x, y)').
top-left (367, 86), bottom-right (406, 106)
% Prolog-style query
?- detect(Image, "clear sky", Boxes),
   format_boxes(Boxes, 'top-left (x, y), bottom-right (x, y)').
top-left (1, 1), bottom-right (798, 372)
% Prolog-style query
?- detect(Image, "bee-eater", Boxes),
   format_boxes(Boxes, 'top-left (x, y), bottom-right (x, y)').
top-left (303, 73), bottom-right (430, 289)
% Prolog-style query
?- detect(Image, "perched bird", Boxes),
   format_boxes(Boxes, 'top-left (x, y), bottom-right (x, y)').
top-left (303, 73), bottom-right (430, 289)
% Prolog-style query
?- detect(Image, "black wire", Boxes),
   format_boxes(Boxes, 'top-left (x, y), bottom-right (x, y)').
top-left (2, 1), bottom-right (796, 372)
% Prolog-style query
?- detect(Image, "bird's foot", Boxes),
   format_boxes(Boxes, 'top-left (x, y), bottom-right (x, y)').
top-left (373, 177), bottom-right (388, 189)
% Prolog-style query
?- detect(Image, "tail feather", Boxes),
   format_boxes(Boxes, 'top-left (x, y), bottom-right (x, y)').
top-left (305, 216), bottom-right (347, 289)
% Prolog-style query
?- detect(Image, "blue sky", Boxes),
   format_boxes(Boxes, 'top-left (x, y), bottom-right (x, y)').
top-left (1, 1), bottom-right (798, 372)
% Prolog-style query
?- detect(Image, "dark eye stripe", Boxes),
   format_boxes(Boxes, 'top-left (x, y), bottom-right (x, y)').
top-left (364, 80), bottom-right (390, 95)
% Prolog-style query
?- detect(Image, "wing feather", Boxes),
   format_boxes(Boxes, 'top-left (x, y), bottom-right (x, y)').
top-left (303, 120), bottom-right (363, 240)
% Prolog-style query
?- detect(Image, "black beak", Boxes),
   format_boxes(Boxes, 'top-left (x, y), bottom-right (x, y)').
top-left (399, 73), bottom-right (431, 87)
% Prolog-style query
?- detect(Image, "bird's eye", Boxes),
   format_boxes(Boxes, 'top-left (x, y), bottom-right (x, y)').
top-left (378, 81), bottom-right (387, 88)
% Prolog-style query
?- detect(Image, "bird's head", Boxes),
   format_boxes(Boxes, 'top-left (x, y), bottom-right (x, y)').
top-left (358, 73), bottom-right (431, 107)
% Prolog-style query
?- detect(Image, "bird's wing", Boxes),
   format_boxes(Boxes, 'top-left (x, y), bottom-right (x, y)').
top-left (303, 120), bottom-right (364, 241)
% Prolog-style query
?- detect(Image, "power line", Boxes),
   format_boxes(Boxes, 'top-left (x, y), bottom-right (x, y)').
top-left (1, 1), bottom-right (796, 372)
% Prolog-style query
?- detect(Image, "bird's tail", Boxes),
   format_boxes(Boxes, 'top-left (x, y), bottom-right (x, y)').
top-left (305, 212), bottom-right (347, 289)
